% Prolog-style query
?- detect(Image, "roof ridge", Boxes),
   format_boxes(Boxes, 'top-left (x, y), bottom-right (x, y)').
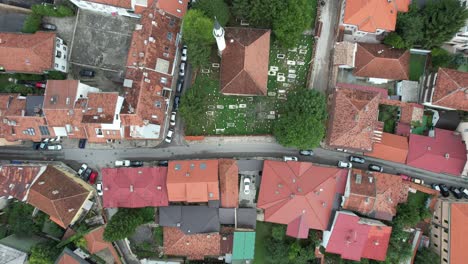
top-left (221, 70), bottom-right (245, 92)
top-left (355, 44), bottom-right (376, 76)
top-left (31, 32), bottom-right (54, 68)
top-left (433, 68), bottom-right (464, 104)
top-left (397, 51), bottom-right (409, 79)
top-left (29, 189), bottom-right (65, 226)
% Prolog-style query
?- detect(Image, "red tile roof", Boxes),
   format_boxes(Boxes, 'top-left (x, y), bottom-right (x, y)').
top-left (365, 132), bottom-right (408, 163)
top-left (450, 203), bottom-right (468, 264)
top-left (354, 43), bottom-right (410, 80)
top-left (396, 122), bottom-right (411, 137)
top-left (258, 161), bottom-right (348, 237)
top-left (407, 128), bottom-right (467, 176)
top-left (0, 165), bottom-right (43, 201)
top-left (102, 167), bottom-right (168, 208)
top-left (163, 227), bottom-right (221, 260)
top-left (218, 159), bottom-right (239, 208)
top-left (325, 211), bottom-right (392, 261)
top-left (85, 226), bottom-right (122, 264)
top-left (327, 87), bottom-right (383, 151)
top-left (156, 0), bottom-right (188, 18)
top-left (431, 68), bottom-right (468, 111)
top-left (81, 93), bottom-right (119, 124)
top-left (220, 28), bottom-right (270, 96)
top-left (343, 0), bottom-right (409, 33)
top-left (27, 166), bottom-right (92, 228)
top-left (166, 160), bottom-right (219, 202)
top-left (336, 83), bottom-right (388, 98)
top-left (0, 32), bottom-right (55, 73)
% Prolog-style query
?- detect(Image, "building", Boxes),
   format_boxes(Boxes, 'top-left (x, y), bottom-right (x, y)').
top-left (430, 200), bottom-right (468, 264)
top-left (0, 165), bottom-right (46, 201)
top-left (55, 248), bottom-right (90, 264)
top-left (159, 206), bottom-right (220, 234)
top-left (257, 160), bottom-right (348, 238)
top-left (231, 232), bottom-right (255, 264)
top-left (163, 227), bottom-right (221, 260)
top-left (101, 167), bottom-right (168, 208)
top-left (340, 0), bottom-right (410, 38)
top-left (457, 122), bottom-right (468, 177)
top-left (342, 169), bottom-right (409, 221)
top-left (442, 0), bottom-right (468, 56)
top-left (84, 226), bottom-right (122, 264)
top-left (407, 128), bottom-right (467, 176)
top-left (219, 208), bottom-right (257, 230)
top-left (0, 243), bottom-right (28, 264)
top-left (322, 211), bottom-right (392, 262)
top-left (219, 159), bottom-right (239, 208)
top-left (365, 132), bottom-right (409, 163)
top-left (219, 27), bottom-right (271, 96)
top-left (166, 160), bottom-right (219, 203)
top-left (420, 68), bottom-right (468, 111)
top-left (0, 32), bottom-right (68, 73)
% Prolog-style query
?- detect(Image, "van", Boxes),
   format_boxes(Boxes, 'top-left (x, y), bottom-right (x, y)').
top-left (115, 160), bottom-right (131, 167)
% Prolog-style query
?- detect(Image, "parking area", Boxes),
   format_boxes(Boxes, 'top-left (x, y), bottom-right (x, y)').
top-left (239, 174), bottom-right (258, 208)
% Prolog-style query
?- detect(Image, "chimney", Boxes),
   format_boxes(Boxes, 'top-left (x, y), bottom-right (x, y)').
top-left (156, 185), bottom-right (162, 190)
top-left (374, 240), bottom-right (380, 246)
top-left (52, 190), bottom-right (59, 195)
top-left (130, 185), bottom-right (134, 192)
top-left (38, 181), bottom-right (45, 185)
top-left (445, 153), bottom-right (450, 159)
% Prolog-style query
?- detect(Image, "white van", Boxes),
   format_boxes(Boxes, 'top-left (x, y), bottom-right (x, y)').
top-left (115, 160), bottom-right (131, 167)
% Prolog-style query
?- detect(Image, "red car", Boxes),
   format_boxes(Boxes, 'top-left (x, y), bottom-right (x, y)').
top-left (400, 174), bottom-right (411, 181)
top-left (88, 171), bottom-right (98, 184)
top-left (35, 82), bottom-right (46, 88)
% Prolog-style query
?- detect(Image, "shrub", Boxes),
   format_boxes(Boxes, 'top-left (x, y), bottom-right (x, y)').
top-left (22, 14), bottom-right (42, 33)
top-left (32, 4), bottom-right (74, 17)
top-left (46, 71), bottom-right (67, 80)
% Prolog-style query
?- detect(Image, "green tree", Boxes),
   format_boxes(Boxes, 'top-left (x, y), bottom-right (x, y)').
top-left (272, 225), bottom-right (286, 241)
top-left (6, 202), bottom-right (41, 236)
top-left (231, 0), bottom-right (251, 20)
top-left (273, 88), bottom-right (327, 149)
top-left (272, 0), bottom-right (314, 47)
top-left (182, 9), bottom-right (214, 67)
top-left (179, 75), bottom-right (212, 135)
top-left (383, 32), bottom-right (408, 49)
top-left (414, 248), bottom-right (440, 264)
top-left (193, 0), bottom-right (230, 26)
top-left (29, 242), bottom-right (61, 264)
top-left (431, 47), bottom-right (467, 70)
top-left (103, 208), bottom-right (154, 242)
top-left (394, 4), bottom-right (424, 48)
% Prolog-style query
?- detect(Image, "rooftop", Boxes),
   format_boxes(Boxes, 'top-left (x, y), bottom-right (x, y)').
top-left (431, 68), bottom-right (468, 111)
top-left (365, 132), bottom-right (409, 163)
top-left (0, 243), bottom-right (27, 264)
top-left (81, 93), bottom-right (119, 124)
top-left (218, 159), bottom-right (239, 208)
top-left (450, 203), bottom-right (468, 264)
top-left (155, 0), bottom-right (189, 18)
top-left (55, 248), bottom-right (89, 264)
top-left (334, 41), bottom-right (357, 67)
top-left (84, 226), bottom-right (121, 264)
top-left (159, 206), bottom-right (220, 234)
top-left (232, 232), bottom-right (255, 261)
top-left (163, 227), bottom-right (221, 260)
top-left (0, 165), bottom-right (45, 201)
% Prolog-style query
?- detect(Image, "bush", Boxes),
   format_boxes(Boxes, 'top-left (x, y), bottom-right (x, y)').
top-left (383, 32), bottom-right (408, 49)
top-left (153, 227), bottom-right (163, 246)
top-left (46, 71), bottom-right (67, 80)
top-left (13, 73), bottom-right (44, 81)
top-left (32, 4), bottom-right (74, 17)
top-left (22, 14), bottom-right (42, 33)
top-left (103, 208), bottom-right (155, 242)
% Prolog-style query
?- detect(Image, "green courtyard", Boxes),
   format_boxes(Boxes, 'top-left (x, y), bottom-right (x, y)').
top-left (181, 35), bottom-right (313, 136)
top-left (409, 53), bottom-right (428, 81)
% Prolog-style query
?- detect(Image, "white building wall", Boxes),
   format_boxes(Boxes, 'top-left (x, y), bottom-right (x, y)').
top-left (53, 37), bottom-right (68, 73)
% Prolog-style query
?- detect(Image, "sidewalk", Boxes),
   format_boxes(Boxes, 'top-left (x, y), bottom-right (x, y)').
top-left (187, 135), bottom-right (278, 145)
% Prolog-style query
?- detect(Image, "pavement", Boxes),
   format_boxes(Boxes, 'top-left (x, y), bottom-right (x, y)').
top-left (0, 8), bottom-right (27, 32)
top-left (308, 0), bottom-right (341, 92)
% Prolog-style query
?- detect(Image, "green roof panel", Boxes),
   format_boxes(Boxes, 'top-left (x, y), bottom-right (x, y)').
top-left (232, 231), bottom-right (255, 260)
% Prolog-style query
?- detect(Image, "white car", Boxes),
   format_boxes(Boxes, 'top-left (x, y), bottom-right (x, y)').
top-left (337, 161), bottom-right (352, 168)
top-left (47, 144), bottom-right (62, 150)
top-left (179, 62), bottom-right (185, 77)
top-left (170, 112), bottom-right (176, 126)
top-left (244, 177), bottom-right (251, 194)
top-left (283, 156), bottom-right (298, 162)
top-left (181, 45), bottom-right (187, 62)
top-left (77, 164), bottom-right (88, 176)
top-left (165, 129), bottom-right (174, 143)
top-left (115, 160), bottom-right (131, 167)
top-left (96, 182), bottom-right (103, 196)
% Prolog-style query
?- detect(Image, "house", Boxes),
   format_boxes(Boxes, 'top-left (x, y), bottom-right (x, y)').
top-left (430, 200), bottom-right (468, 264)
top-left (0, 32), bottom-right (68, 73)
top-left (334, 41), bottom-right (357, 68)
top-left (55, 247), bottom-right (90, 264)
top-left (0, 165), bottom-right (46, 201)
top-left (232, 232), bottom-right (255, 264)
top-left (0, 243), bottom-right (28, 264)
top-left (159, 206), bottom-right (220, 234)
top-left (397, 80), bottom-right (420, 103)
top-left (218, 27), bottom-right (271, 96)
top-left (219, 159), bottom-right (239, 208)
top-left (340, 0), bottom-right (410, 38)
top-left (322, 211), bottom-right (392, 262)
top-left (166, 160), bottom-right (219, 203)
top-left (163, 227), bottom-right (221, 260)
top-left (342, 169), bottom-right (409, 221)
top-left (27, 165), bottom-right (94, 228)
top-left (365, 132), bottom-right (409, 163)
top-left (420, 68), bottom-right (468, 111)
top-left (327, 86), bottom-right (383, 151)
top-left (407, 128), bottom-right (467, 176)
top-left (84, 226), bottom-right (122, 264)
top-left (257, 160), bottom-right (348, 238)
top-left (456, 122), bottom-right (468, 177)
top-left (218, 208), bottom-right (257, 230)
top-left (101, 167), bottom-right (168, 208)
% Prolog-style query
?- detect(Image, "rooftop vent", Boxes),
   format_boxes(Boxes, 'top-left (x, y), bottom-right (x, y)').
top-left (427, 146), bottom-right (432, 150)
top-left (130, 185), bottom-right (134, 192)
top-left (185, 172), bottom-right (190, 177)
top-left (174, 164), bottom-right (181, 170)
top-left (445, 153), bottom-right (450, 159)
top-left (209, 192), bottom-right (213, 198)
top-left (368, 177), bottom-right (373, 183)
top-left (322, 202), bottom-right (327, 208)
top-left (365, 197), bottom-right (370, 203)
top-left (52, 190), bottom-right (59, 195)
top-left (68, 208), bottom-right (75, 213)
top-left (297, 187), bottom-right (302, 193)
top-left (176, 222), bottom-right (181, 227)
top-left (190, 163), bottom-right (195, 170)
top-left (66, 97), bottom-right (70, 105)
top-left (97, 107), bottom-right (103, 113)
top-left (200, 163), bottom-right (206, 170)
top-left (277, 184), bottom-right (283, 188)
top-left (355, 174), bottom-right (362, 184)
top-left (302, 209), bottom-right (306, 214)
top-left (156, 185), bottom-right (162, 190)
top-left (38, 181), bottom-right (45, 185)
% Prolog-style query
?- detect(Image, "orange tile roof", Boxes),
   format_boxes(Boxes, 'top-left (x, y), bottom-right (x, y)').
top-left (218, 159), bottom-right (239, 208)
top-left (0, 165), bottom-right (43, 201)
top-left (82, 93), bottom-right (119, 124)
top-left (166, 160), bottom-right (219, 202)
top-left (156, 0), bottom-right (188, 18)
top-left (85, 226), bottom-right (122, 264)
top-left (354, 43), bottom-right (410, 80)
top-left (365, 132), bottom-right (408, 163)
top-left (85, 0), bottom-right (131, 9)
top-left (431, 68), bottom-right (468, 111)
top-left (0, 32), bottom-right (55, 73)
top-left (163, 227), bottom-right (221, 260)
top-left (450, 203), bottom-right (468, 264)
top-left (343, 0), bottom-right (409, 33)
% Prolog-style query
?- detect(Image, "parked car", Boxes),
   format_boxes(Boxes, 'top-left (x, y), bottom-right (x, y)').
top-left (336, 148), bottom-right (348, 152)
top-left (130, 160), bottom-right (144, 167)
top-left (79, 69), bottom-right (95, 77)
top-left (368, 164), bottom-right (383, 172)
top-left (431, 183), bottom-right (441, 191)
top-left (173, 96), bottom-right (180, 111)
top-left (181, 45), bottom-right (187, 62)
top-left (41, 23), bottom-right (57, 31)
top-left (440, 184), bottom-right (450, 197)
top-left (82, 168), bottom-right (93, 181)
top-left (399, 174), bottom-right (411, 181)
top-left (158, 160), bottom-right (169, 167)
top-left (244, 177), bottom-right (251, 194)
top-left (450, 186), bottom-right (463, 199)
top-left (47, 144), bottom-right (62, 151)
top-left (283, 156), bottom-right (298, 162)
top-left (88, 171), bottom-right (98, 184)
top-left (176, 77), bottom-right (184, 93)
top-left (35, 82), bottom-right (46, 88)
top-left (17, 80), bottom-right (35, 87)
top-left (337, 161), bottom-right (352, 168)
top-left (412, 177), bottom-right (424, 185)
top-left (165, 129), bottom-right (174, 143)
top-left (77, 164), bottom-right (88, 176)
top-left (170, 111), bottom-right (176, 126)
top-left (299, 150), bottom-right (314, 156)
top-left (115, 160), bottom-right (131, 167)
top-left (78, 138), bottom-right (87, 149)
top-left (32, 142), bottom-right (41, 150)
top-left (459, 187), bottom-right (468, 198)
top-left (96, 182), bottom-right (103, 196)
top-left (349, 156), bottom-right (365, 164)
top-left (39, 142), bottom-right (48, 150)
top-left (179, 62), bottom-right (186, 77)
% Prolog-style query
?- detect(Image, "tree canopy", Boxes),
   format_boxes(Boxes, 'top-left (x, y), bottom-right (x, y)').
top-left (6, 202), bottom-right (42, 236)
top-left (193, 0), bottom-right (230, 26)
top-left (182, 9), bottom-right (215, 67)
top-left (29, 242), bottom-right (61, 264)
top-left (179, 75), bottom-right (212, 135)
top-left (414, 248), bottom-right (441, 264)
top-left (273, 88), bottom-right (327, 149)
top-left (103, 208), bottom-right (154, 242)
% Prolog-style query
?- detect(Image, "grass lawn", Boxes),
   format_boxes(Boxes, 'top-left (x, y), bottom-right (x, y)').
top-left (407, 191), bottom-right (429, 208)
top-left (409, 53), bottom-right (427, 81)
top-left (411, 114), bottom-right (432, 135)
top-left (253, 221), bottom-right (271, 264)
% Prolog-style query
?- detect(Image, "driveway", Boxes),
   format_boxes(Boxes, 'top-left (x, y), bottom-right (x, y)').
top-left (308, 0), bottom-right (342, 92)
top-left (239, 174), bottom-right (257, 208)
top-left (0, 9), bottom-right (27, 32)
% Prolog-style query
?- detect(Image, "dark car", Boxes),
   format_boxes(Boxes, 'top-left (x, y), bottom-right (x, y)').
top-left (176, 77), bottom-right (184, 93)
top-left (459, 187), bottom-right (468, 198)
top-left (79, 69), bottom-right (95, 78)
top-left (41, 23), bottom-right (57, 31)
top-left (431, 183), bottom-right (441, 191)
top-left (299, 150), bottom-right (314, 156)
top-left (82, 168), bottom-right (93, 181)
top-left (349, 156), bottom-right (365, 164)
top-left (78, 138), bottom-right (87, 149)
top-left (439, 184), bottom-right (450, 197)
top-left (39, 142), bottom-right (48, 150)
top-left (173, 96), bottom-right (180, 111)
top-left (88, 171), bottom-right (98, 184)
top-left (16, 80), bottom-right (35, 87)
top-left (130, 160), bottom-right (144, 167)
top-left (450, 186), bottom-right (463, 199)
top-left (32, 142), bottom-right (41, 150)
top-left (158, 160), bottom-right (169, 167)
top-left (368, 164), bottom-right (383, 172)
